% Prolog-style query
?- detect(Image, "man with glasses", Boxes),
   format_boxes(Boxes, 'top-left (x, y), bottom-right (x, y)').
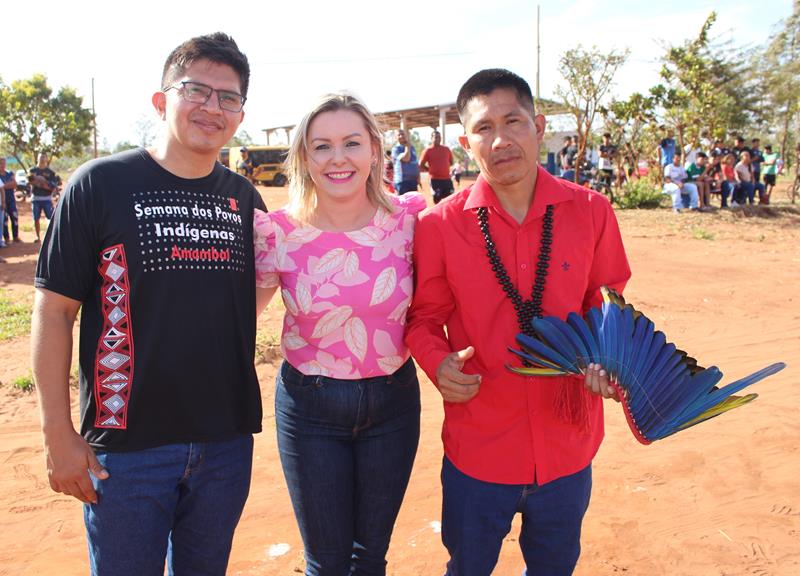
top-left (33, 32), bottom-right (265, 575)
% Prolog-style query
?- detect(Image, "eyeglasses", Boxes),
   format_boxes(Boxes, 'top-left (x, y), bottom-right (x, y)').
top-left (163, 81), bottom-right (246, 113)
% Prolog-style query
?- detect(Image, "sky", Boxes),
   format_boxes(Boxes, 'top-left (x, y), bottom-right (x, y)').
top-left (3, 0), bottom-right (793, 149)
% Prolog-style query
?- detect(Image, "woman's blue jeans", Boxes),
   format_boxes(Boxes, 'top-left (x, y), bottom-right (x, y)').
top-left (85, 434), bottom-right (254, 575)
top-left (276, 359), bottom-right (421, 576)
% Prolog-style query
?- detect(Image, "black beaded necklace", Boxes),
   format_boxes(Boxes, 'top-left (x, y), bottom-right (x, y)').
top-left (477, 205), bottom-right (554, 337)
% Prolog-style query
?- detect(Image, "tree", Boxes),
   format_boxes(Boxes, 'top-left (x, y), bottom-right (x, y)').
top-left (653, 12), bottom-right (754, 150)
top-left (133, 115), bottom-right (157, 147)
top-left (757, 1), bottom-right (800, 164)
top-left (556, 45), bottom-right (629, 182)
top-left (601, 92), bottom-right (658, 183)
top-left (225, 130), bottom-right (254, 148)
top-left (0, 74), bottom-right (93, 170)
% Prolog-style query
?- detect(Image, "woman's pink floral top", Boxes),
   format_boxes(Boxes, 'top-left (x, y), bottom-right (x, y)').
top-left (254, 193), bottom-right (426, 378)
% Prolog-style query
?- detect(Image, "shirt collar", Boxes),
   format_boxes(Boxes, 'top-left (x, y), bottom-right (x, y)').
top-left (463, 166), bottom-right (573, 221)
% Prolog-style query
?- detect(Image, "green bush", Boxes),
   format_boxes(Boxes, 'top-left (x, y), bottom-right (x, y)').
top-left (11, 374), bottom-right (34, 392)
top-left (616, 179), bottom-right (666, 209)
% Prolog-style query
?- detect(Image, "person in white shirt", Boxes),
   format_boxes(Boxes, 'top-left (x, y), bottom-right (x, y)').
top-left (663, 152), bottom-right (699, 211)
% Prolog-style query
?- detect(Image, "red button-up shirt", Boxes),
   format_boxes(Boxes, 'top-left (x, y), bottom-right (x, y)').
top-left (406, 168), bottom-right (631, 485)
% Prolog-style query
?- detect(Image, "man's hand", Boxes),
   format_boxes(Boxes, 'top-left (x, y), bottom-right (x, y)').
top-left (44, 428), bottom-right (108, 504)
top-left (435, 346), bottom-right (481, 403)
top-left (584, 363), bottom-right (619, 401)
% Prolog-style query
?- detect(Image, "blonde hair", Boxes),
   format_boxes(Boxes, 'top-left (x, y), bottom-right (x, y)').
top-left (286, 92), bottom-right (394, 222)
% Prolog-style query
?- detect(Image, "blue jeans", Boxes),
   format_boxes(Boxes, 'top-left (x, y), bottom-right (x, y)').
top-left (32, 197), bottom-right (54, 221)
top-left (3, 192), bottom-right (18, 241)
top-left (395, 180), bottom-right (418, 195)
top-left (85, 435), bottom-right (254, 576)
top-left (441, 457), bottom-right (592, 576)
top-left (276, 359), bottom-right (420, 576)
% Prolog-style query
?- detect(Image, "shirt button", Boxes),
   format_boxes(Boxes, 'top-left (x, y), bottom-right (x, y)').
top-left (520, 263), bottom-right (527, 270)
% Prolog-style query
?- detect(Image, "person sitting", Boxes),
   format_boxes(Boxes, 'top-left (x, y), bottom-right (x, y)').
top-left (721, 153), bottom-right (738, 207)
top-left (734, 151), bottom-right (765, 206)
top-left (663, 152), bottom-right (699, 212)
top-left (705, 152), bottom-right (724, 204)
top-left (686, 151), bottom-right (711, 210)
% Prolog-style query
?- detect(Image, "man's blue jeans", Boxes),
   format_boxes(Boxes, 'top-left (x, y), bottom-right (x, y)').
top-left (85, 434), bottom-right (254, 575)
top-left (441, 457), bottom-right (592, 576)
top-left (275, 359), bottom-right (420, 576)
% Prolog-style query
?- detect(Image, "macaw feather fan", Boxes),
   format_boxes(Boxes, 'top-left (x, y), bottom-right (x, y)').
top-left (507, 287), bottom-right (786, 444)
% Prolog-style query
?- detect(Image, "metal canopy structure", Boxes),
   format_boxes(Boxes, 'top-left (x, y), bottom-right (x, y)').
top-left (262, 98), bottom-right (570, 145)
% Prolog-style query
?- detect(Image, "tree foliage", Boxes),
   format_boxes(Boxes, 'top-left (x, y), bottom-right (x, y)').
top-left (653, 12), bottom-right (753, 149)
top-left (755, 0), bottom-right (800, 164)
top-left (601, 92), bottom-right (658, 182)
top-left (556, 45), bottom-right (629, 182)
top-left (0, 74), bottom-right (93, 170)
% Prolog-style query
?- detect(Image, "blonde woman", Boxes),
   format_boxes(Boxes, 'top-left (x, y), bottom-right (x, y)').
top-left (253, 92), bottom-right (425, 575)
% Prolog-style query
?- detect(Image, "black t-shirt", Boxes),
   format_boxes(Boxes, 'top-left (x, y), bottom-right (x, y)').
top-left (599, 144), bottom-right (617, 170)
top-left (35, 148), bottom-right (266, 451)
top-left (29, 166), bottom-right (59, 198)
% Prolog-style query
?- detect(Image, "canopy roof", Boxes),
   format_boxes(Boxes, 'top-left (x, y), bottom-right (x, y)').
top-left (262, 98), bottom-right (570, 139)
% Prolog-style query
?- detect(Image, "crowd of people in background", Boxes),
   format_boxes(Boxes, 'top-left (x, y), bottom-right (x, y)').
top-left (0, 153), bottom-right (60, 262)
top-left (658, 127), bottom-right (785, 212)
top-left (554, 126), bottom-right (793, 213)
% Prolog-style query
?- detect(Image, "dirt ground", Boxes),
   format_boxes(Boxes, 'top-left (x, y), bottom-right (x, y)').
top-left (1, 178), bottom-right (799, 575)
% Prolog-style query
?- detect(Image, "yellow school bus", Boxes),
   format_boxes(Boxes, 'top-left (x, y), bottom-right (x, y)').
top-left (228, 146), bottom-right (290, 186)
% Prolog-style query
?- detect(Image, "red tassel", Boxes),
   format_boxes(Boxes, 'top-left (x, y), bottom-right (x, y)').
top-left (554, 377), bottom-right (592, 433)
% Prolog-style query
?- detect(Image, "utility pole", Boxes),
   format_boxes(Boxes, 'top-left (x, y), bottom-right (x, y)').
top-left (92, 78), bottom-right (98, 158)
top-left (536, 4), bottom-right (541, 105)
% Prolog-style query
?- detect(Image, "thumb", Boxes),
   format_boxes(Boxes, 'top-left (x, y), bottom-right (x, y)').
top-left (87, 452), bottom-right (109, 480)
top-left (455, 346), bottom-right (475, 363)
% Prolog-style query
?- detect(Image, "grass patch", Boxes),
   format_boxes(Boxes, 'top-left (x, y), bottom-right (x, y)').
top-left (0, 290), bottom-right (32, 341)
top-left (11, 374), bottom-right (34, 392)
top-left (692, 227), bottom-right (715, 240)
top-left (255, 328), bottom-right (283, 364)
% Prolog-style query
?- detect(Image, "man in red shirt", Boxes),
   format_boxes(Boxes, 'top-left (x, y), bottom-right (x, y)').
top-left (420, 130), bottom-right (454, 204)
top-left (406, 69), bottom-right (631, 575)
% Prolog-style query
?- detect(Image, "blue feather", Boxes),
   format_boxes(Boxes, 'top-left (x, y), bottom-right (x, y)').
top-left (508, 345), bottom-right (565, 371)
top-left (515, 333), bottom-right (579, 373)
top-left (532, 317), bottom-right (580, 366)
top-left (543, 316), bottom-right (591, 369)
top-left (674, 362), bottom-right (786, 424)
top-left (568, 312), bottom-right (599, 365)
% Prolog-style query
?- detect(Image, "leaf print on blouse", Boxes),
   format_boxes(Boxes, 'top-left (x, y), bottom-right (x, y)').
top-left (313, 248), bottom-right (347, 275)
top-left (377, 356), bottom-right (405, 373)
top-left (295, 281), bottom-right (313, 314)
top-left (299, 350), bottom-right (355, 378)
top-left (344, 317), bottom-right (368, 362)
top-left (284, 225), bottom-right (322, 246)
top-left (374, 329), bottom-right (405, 373)
top-left (283, 329), bottom-right (308, 351)
top-left (332, 251), bottom-right (370, 286)
top-left (282, 288), bottom-right (299, 316)
top-left (312, 306), bottom-right (353, 339)
top-left (345, 227), bottom-right (384, 247)
top-left (373, 329), bottom-right (397, 356)
top-left (370, 267), bottom-right (397, 306)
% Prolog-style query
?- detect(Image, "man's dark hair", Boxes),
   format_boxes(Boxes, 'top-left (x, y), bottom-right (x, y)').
top-left (736, 136), bottom-right (745, 143)
top-left (696, 151), bottom-right (707, 159)
top-left (603, 132), bottom-right (611, 139)
top-left (765, 144), bottom-right (772, 150)
top-left (161, 32), bottom-right (250, 97)
top-left (456, 68), bottom-right (534, 122)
